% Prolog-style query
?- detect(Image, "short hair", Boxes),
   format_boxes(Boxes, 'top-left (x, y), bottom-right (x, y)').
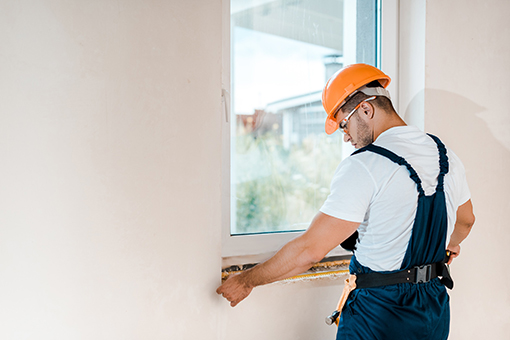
top-left (337, 81), bottom-right (395, 116)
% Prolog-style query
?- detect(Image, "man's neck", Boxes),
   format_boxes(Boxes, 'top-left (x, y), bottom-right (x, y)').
top-left (373, 110), bottom-right (407, 140)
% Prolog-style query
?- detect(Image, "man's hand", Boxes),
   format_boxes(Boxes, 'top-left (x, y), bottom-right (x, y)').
top-left (446, 245), bottom-right (460, 265)
top-left (216, 273), bottom-right (253, 307)
top-left (216, 213), bottom-right (359, 307)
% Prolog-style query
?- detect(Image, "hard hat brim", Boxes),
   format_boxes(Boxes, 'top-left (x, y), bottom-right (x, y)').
top-left (325, 116), bottom-right (339, 135)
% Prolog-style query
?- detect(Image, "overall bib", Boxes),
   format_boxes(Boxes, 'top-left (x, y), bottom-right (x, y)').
top-left (336, 134), bottom-right (450, 340)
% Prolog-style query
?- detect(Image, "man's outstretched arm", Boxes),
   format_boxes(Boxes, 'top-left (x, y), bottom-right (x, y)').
top-left (216, 212), bottom-right (359, 307)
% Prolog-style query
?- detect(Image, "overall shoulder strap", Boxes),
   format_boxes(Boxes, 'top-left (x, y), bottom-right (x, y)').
top-left (426, 134), bottom-right (449, 191)
top-left (352, 144), bottom-right (425, 196)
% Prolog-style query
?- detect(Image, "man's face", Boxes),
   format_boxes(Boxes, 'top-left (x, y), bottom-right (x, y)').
top-left (339, 107), bottom-right (373, 149)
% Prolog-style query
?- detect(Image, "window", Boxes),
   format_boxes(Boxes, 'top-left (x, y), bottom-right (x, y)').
top-left (222, 0), bottom-right (398, 259)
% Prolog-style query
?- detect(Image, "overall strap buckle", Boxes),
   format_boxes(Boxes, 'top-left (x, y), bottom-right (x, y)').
top-left (415, 264), bottom-right (432, 283)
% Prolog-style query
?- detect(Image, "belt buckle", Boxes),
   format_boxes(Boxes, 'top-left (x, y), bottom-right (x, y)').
top-left (415, 264), bottom-right (432, 283)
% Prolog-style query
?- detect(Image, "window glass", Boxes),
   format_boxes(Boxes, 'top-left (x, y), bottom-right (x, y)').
top-left (231, 0), bottom-right (379, 235)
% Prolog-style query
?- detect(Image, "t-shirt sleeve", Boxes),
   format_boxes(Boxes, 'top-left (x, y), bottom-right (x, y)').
top-left (319, 157), bottom-right (376, 223)
top-left (447, 148), bottom-right (471, 207)
top-left (456, 170), bottom-right (471, 207)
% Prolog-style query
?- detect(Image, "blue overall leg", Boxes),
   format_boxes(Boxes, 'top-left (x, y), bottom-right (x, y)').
top-left (336, 134), bottom-right (450, 340)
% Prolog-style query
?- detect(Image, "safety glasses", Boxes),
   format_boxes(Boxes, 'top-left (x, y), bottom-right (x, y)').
top-left (337, 96), bottom-right (376, 133)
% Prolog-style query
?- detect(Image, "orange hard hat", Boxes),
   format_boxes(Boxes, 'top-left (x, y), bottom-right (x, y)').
top-left (322, 63), bottom-right (391, 135)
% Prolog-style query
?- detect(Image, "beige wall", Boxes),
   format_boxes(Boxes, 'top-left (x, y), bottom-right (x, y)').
top-left (424, 1), bottom-right (510, 339)
top-left (0, 1), bottom-right (508, 339)
top-left (0, 0), bottom-right (225, 338)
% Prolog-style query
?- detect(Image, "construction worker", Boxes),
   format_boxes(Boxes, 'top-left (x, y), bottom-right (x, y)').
top-left (217, 63), bottom-right (475, 340)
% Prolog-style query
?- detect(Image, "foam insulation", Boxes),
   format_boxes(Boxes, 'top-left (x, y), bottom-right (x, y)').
top-left (221, 258), bottom-right (350, 283)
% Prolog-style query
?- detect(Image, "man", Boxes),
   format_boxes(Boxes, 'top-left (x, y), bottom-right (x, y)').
top-left (217, 63), bottom-right (475, 340)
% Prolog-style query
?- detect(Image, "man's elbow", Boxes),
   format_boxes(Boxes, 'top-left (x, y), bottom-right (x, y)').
top-left (457, 200), bottom-right (475, 231)
top-left (295, 248), bottom-right (324, 269)
top-left (299, 247), bottom-right (325, 269)
top-left (469, 213), bottom-right (475, 227)
top-left (461, 212), bottom-right (475, 231)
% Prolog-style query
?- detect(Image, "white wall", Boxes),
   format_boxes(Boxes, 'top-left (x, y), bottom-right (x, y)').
top-left (0, 0), bottom-right (225, 338)
top-left (0, 1), bottom-right (508, 339)
top-left (423, 1), bottom-right (510, 339)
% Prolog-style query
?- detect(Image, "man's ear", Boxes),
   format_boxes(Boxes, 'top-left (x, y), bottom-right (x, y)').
top-left (360, 101), bottom-right (375, 119)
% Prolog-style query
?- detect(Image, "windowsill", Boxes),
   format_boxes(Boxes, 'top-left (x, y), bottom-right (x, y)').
top-left (221, 255), bottom-right (351, 284)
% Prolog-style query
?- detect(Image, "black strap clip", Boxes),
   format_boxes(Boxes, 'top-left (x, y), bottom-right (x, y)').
top-left (415, 264), bottom-right (432, 283)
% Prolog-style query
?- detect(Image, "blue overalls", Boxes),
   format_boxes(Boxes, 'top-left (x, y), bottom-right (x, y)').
top-left (336, 134), bottom-right (450, 340)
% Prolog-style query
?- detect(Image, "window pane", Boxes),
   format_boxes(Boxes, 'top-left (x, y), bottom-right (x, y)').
top-left (231, 0), bottom-right (379, 235)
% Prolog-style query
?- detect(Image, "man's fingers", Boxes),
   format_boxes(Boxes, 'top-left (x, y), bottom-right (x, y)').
top-left (217, 284), bottom-right (234, 304)
top-left (216, 274), bottom-right (252, 307)
top-left (446, 245), bottom-right (461, 265)
top-left (447, 250), bottom-right (460, 265)
top-left (217, 288), bottom-right (245, 307)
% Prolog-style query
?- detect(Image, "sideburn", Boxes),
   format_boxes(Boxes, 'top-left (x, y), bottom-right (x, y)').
top-left (355, 113), bottom-right (374, 148)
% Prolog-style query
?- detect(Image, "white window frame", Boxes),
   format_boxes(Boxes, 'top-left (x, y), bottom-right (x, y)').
top-left (221, 0), bottom-right (400, 262)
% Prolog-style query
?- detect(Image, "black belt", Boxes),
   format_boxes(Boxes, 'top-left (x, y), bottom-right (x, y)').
top-left (355, 262), bottom-right (454, 290)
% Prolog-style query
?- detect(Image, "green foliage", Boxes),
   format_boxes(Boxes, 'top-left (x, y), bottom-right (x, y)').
top-left (233, 130), bottom-right (343, 234)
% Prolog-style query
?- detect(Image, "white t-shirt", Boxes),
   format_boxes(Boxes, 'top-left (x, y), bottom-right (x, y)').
top-left (320, 126), bottom-right (471, 271)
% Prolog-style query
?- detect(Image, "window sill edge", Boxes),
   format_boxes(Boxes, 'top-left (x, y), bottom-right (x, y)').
top-left (221, 256), bottom-right (351, 284)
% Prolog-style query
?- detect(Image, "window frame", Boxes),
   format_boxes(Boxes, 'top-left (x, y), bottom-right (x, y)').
top-left (221, 0), bottom-right (399, 261)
